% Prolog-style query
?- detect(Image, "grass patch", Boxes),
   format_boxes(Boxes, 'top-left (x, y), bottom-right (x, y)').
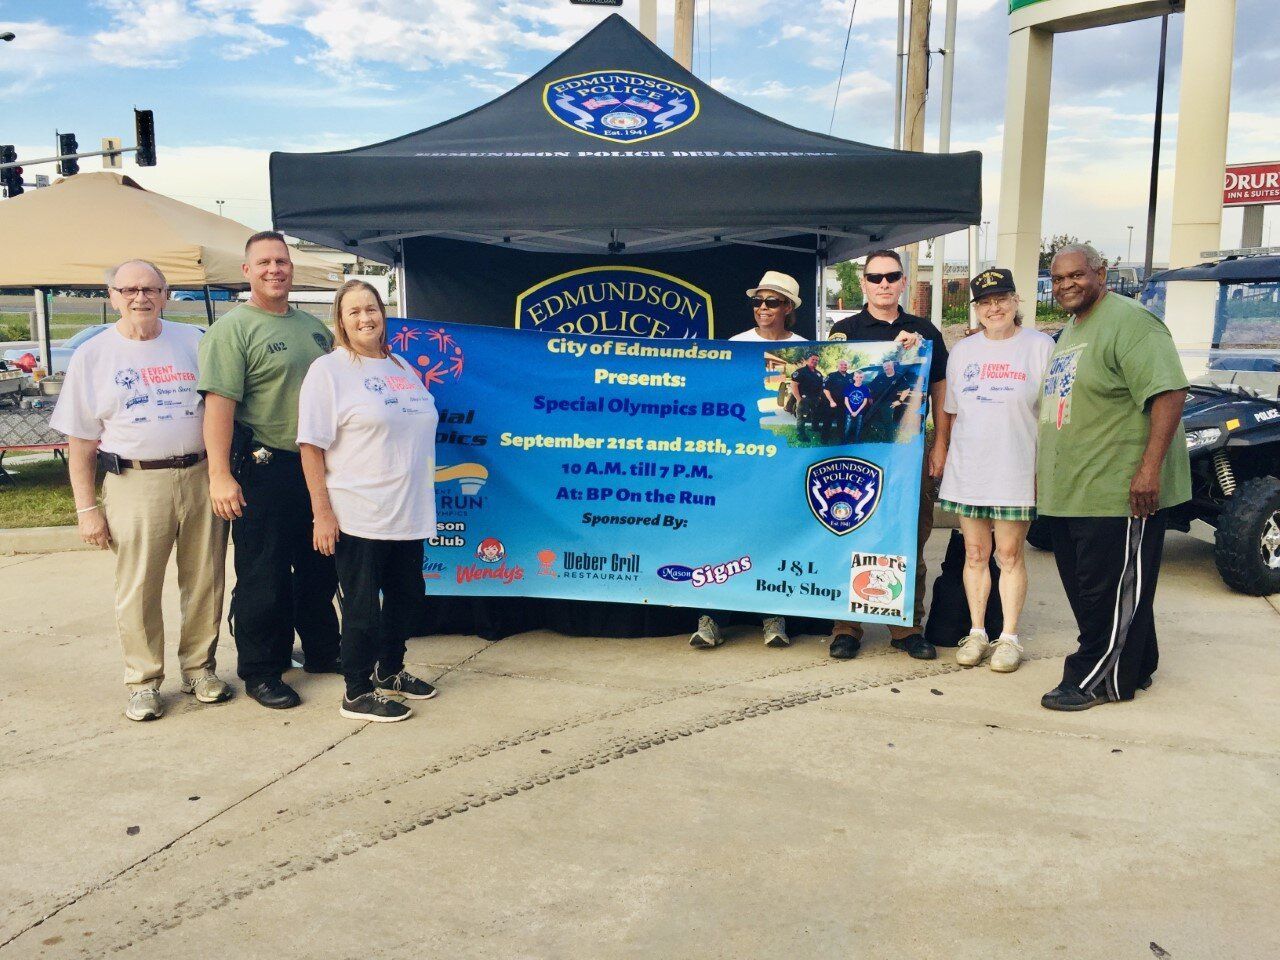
top-left (0, 454), bottom-right (94, 528)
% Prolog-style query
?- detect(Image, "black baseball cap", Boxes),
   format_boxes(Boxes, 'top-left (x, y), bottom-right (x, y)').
top-left (969, 268), bottom-right (1017, 302)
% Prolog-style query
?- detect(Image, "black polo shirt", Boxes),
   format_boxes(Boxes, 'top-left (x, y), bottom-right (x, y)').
top-left (827, 307), bottom-right (949, 385)
top-left (790, 365), bottom-right (824, 398)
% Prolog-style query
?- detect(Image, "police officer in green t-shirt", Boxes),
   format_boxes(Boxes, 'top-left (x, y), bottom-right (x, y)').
top-left (198, 232), bottom-right (340, 710)
top-left (1037, 243), bottom-right (1191, 712)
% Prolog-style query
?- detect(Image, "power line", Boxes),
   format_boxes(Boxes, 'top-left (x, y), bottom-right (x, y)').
top-left (829, 0), bottom-right (859, 134)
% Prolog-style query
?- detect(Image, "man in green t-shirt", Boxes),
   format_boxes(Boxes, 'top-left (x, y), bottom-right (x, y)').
top-left (1037, 244), bottom-right (1191, 712)
top-left (198, 231), bottom-right (339, 710)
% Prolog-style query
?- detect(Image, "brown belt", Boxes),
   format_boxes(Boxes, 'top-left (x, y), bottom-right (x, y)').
top-left (123, 452), bottom-right (208, 471)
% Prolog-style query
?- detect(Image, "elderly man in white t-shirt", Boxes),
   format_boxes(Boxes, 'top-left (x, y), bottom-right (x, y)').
top-left (51, 260), bottom-right (231, 722)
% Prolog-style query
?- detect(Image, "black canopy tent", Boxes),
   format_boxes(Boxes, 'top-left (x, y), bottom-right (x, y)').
top-left (268, 14), bottom-right (983, 639)
top-left (270, 14), bottom-right (982, 307)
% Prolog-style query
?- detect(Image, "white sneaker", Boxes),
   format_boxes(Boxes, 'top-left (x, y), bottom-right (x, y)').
top-left (689, 615), bottom-right (723, 649)
top-left (955, 631), bottom-right (992, 667)
top-left (181, 671), bottom-right (233, 703)
top-left (125, 688), bottom-right (163, 722)
top-left (990, 636), bottom-right (1024, 673)
top-left (762, 616), bottom-right (790, 648)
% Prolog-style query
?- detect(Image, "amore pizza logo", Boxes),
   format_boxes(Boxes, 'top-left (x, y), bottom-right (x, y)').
top-left (544, 71), bottom-right (699, 143)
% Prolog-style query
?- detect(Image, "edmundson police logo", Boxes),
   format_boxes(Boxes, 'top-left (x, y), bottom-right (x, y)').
top-left (805, 457), bottom-right (883, 536)
top-left (543, 70), bottom-right (699, 143)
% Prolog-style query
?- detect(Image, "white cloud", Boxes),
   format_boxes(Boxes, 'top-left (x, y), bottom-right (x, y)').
top-left (88, 0), bottom-right (284, 68)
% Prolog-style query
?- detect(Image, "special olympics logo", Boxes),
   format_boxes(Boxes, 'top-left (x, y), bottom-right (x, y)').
top-left (543, 71), bottom-right (699, 143)
top-left (390, 325), bottom-right (465, 389)
top-left (114, 368), bottom-right (149, 408)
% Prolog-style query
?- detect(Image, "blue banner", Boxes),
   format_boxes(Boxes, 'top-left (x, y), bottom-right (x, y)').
top-left (390, 320), bottom-right (931, 625)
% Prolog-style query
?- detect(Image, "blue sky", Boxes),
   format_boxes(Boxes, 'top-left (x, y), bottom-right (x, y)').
top-left (2, 0), bottom-right (1277, 264)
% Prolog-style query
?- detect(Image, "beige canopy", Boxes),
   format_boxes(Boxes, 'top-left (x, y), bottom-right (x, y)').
top-left (0, 172), bottom-right (343, 290)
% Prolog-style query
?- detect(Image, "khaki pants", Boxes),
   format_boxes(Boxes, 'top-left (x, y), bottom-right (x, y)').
top-left (102, 460), bottom-right (228, 691)
top-left (834, 470), bottom-right (936, 642)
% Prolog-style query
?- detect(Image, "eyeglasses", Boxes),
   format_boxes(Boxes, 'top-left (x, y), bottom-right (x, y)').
top-left (976, 293), bottom-right (1017, 308)
top-left (111, 286), bottom-right (164, 299)
top-left (750, 297), bottom-right (788, 309)
top-left (864, 271), bottom-right (903, 285)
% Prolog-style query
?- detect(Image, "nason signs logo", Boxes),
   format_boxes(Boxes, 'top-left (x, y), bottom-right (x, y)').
top-left (515, 266), bottom-right (713, 339)
top-left (543, 70), bottom-right (699, 143)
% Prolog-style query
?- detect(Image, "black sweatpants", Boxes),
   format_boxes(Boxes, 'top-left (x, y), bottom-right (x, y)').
top-left (1045, 512), bottom-right (1166, 702)
top-left (334, 534), bottom-right (425, 700)
top-left (230, 450), bottom-right (339, 685)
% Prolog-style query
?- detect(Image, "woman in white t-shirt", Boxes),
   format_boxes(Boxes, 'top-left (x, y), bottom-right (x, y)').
top-left (930, 269), bottom-right (1054, 673)
top-left (298, 281), bottom-right (439, 723)
top-left (693, 272), bottom-right (807, 651)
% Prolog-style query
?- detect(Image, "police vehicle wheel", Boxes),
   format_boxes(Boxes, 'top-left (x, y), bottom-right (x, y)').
top-left (1025, 517), bottom-right (1053, 552)
top-left (1214, 477), bottom-right (1280, 597)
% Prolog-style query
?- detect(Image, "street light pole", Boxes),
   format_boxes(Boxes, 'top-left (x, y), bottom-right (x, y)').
top-left (982, 220), bottom-right (990, 266)
top-left (1126, 225), bottom-right (1134, 265)
top-left (216, 200), bottom-right (224, 217)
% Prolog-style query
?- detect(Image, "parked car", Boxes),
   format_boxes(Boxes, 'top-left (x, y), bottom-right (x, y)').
top-left (171, 288), bottom-right (237, 302)
top-left (2, 320), bottom-right (207, 374)
top-left (2, 323), bottom-right (114, 374)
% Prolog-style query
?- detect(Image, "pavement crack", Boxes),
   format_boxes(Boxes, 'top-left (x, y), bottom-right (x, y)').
top-left (0, 727), bottom-right (365, 953)
top-left (39, 653), bottom-right (978, 957)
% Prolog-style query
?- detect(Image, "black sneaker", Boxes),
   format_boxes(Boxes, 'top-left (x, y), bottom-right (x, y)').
top-left (373, 669), bottom-right (438, 700)
top-left (829, 634), bottom-right (861, 660)
top-left (340, 692), bottom-right (412, 723)
top-left (890, 634), bottom-right (936, 660)
top-left (1040, 685), bottom-right (1108, 712)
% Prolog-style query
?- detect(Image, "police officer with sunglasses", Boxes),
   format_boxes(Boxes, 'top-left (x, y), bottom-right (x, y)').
top-left (826, 249), bottom-right (950, 662)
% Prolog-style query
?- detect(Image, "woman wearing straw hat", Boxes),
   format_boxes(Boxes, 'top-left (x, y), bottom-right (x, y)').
top-left (730, 271), bottom-right (808, 343)
top-left (691, 272), bottom-right (807, 651)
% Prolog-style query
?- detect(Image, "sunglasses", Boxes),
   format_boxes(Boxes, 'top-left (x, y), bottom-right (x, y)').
top-left (864, 271), bottom-right (903, 285)
top-left (750, 296), bottom-right (788, 309)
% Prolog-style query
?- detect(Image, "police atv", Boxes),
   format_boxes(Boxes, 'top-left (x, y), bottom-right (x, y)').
top-left (1027, 252), bottom-right (1280, 596)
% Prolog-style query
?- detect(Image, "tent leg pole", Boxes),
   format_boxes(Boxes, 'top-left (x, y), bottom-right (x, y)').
top-left (816, 249), bottom-right (827, 339)
top-left (968, 226), bottom-right (981, 330)
top-left (35, 288), bottom-right (53, 374)
top-left (202, 285), bottom-right (215, 325)
top-left (395, 241), bottom-right (408, 319)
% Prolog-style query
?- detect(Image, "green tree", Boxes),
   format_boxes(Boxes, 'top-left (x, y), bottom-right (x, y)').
top-left (1039, 234), bottom-right (1110, 272)
top-left (833, 260), bottom-right (864, 309)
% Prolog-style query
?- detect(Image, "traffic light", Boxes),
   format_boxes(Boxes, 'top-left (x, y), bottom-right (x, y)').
top-left (134, 109), bottom-right (156, 167)
top-left (0, 145), bottom-right (22, 198)
top-left (57, 132), bottom-right (79, 176)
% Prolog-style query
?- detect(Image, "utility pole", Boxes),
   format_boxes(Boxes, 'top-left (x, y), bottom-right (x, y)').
top-left (639, 0), bottom-right (657, 43)
top-left (902, 0), bottom-right (931, 310)
top-left (674, 0), bottom-right (694, 71)
top-left (893, 0), bottom-right (906, 149)
top-left (930, 0), bottom-right (958, 329)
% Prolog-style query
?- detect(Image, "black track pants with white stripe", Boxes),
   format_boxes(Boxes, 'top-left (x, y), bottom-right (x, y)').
top-left (1045, 512), bottom-right (1167, 702)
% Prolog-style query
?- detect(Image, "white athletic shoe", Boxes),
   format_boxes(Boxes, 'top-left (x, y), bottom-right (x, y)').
top-left (955, 632), bottom-right (992, 667)
top-left (125, 688), bottom-right (164, 722)
top-left (990, 636), bottom-right (1024, 673)
top-left (689, 615), bottom-right (723, 649)
top-left (762, 616), bottom-right (790, 648)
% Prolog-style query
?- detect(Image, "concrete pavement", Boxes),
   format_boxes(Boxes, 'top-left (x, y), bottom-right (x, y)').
top-left (0, 534), bottom-right (1277, 959)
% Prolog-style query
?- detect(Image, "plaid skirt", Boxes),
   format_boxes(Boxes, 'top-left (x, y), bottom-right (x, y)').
top-left (938, 499), bottom-right (1037, 522)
